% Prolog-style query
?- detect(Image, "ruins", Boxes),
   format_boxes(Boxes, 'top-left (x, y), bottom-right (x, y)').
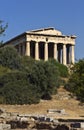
top-left (4, 27), bottom-right (76, 65)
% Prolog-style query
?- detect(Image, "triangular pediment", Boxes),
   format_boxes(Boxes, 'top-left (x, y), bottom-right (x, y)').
top-left (29, 27), bottom-right (62, 35)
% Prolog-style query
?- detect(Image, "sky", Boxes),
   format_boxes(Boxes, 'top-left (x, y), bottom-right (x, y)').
top-left (0, 0), bottom-right (84, 60)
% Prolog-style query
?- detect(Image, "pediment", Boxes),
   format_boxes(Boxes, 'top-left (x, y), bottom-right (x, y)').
top-left (29, 27), bottom-right (62, 36)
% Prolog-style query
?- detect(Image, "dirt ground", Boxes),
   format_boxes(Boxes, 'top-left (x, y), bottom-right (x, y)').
top-left (0, 86), bottom-right (84, 119)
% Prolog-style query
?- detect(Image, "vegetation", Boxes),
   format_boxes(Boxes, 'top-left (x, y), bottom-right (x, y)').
top-left (48, 59), bottom-right (68, 77)
top-left (0, 71), bottom-right (40, 104)
top-left (0, 20), bottom-right (84, 104)
top-left (0, 20), bottom-right (8, 45)
top-left (0, 46), bottom-right (21, 69)
top-left (0, 45), bottom-right (69, 104)
top-left (65, 59), bottom-right (84, 102)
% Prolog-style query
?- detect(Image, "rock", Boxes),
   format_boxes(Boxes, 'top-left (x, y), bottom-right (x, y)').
top-left (27, 119), bottom-right (36, 129)
top-left (0, 123), bottom-right (11, 130)
top-left (0, 108), bottom-right (6, 115)
top-left (20, 117), bottom-right (28, 122)
top-left (80, 122), bottom-right (84, 128)
top-left (55, 124), bottom-right (69, 130)
top-left (36, 122), bottom-right (53, 129)
top-left (47, 109), bottom-right (66, 115)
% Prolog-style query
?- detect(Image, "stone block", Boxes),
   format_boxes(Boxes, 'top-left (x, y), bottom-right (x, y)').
top-left (0, 123), bottom-right (11, 130)
top-left (70, 123), bottom-right (80, 128)
top-left (80, 122), bottom-right (84, 128)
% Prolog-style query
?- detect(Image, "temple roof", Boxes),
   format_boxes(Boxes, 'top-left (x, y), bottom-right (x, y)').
top-left (27, 27), bottom-right (62, 36)
top-left (3, 27), bottom-right (76, 46)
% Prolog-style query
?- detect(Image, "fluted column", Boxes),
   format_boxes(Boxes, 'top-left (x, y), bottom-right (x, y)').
top-left (71, 45), bottom-right (75, 64)
top-left (26, 41), bottom-right (30, 56)
top-left (44, 42), bottom-right (48, 61)
top-left (63, 44), bottom-right (66, 65)
top-left (54, 43), bottom-right (57, 60)
top-left (67, 45), bottom-right (71, 64)
top-left (35, 42), bottom-right (39, 60)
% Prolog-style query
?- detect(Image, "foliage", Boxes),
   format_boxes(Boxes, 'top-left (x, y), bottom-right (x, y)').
top-left (0, 46), bottom-right (21, 69)
top-left (0, 71), bottom-right (40, 104)
top-left (28, 60), bottom-right (60, 99)
top-left (0, 20), bottom-right (8, 45)
top-left (48, 59), bottom-right (68, 77)
top-left (65, 59), bottom-right (84, 102)
top-left (21, 56), bottom-right (35, 71)
top-left (0, 46), bottom-right (69, 104)
top-left (0, 65), bottom-right (11, 76)
top-left (0, 56), bottom-right (61, 104)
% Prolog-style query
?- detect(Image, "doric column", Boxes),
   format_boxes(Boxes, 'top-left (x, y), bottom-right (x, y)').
top-left (54, 43), bottom-right (57, 60)
top-left (63, 44), bottom-right (66, 65)
top-left (44, 42), bottom-right (48, 61)
top-left (71, 45), bottom-right (75, 64)
top-left (35, 42), bottom-right (39, 60)
top-left (22, 43), bottom-right (25, 55)
top-left (25, 41), bottom-right (30, 56)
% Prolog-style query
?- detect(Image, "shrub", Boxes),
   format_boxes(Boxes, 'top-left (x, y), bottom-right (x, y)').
top-left (64, 59), bottom-right (84, 102)
top-left (48, 59), bottom-right (68, 77)
top-left (21, 56), bottom-right (35, 71)
top-left (28, 60), bottom-right (60, 99)
top-left (0, 65), bottom-right (11, 76)
top-left (0, 45), bottom-right (21, 69)
top-left (0, 71), bottom-right (40, 104)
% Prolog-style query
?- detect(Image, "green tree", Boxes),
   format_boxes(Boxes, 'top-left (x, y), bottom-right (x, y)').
top-left (48, 59), bottom-right (68, 77)
top-left (28, 60), bottom-right (60, 100)
top-left (0, 20), bottom-right (8, 45)
top-left (0, 71), bottom-right (40, 104)
top-left (65, 59), bottom-right (84, 102)
top-left (21, 56), bottom-right (35, 71)
top-left (0, 65), bottom-right (11, 76)
top-left (0, 46), bottom-right (21, 69)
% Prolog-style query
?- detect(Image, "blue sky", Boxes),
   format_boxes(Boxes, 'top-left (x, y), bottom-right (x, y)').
top-left (0, 0), bottom-right (84, 60)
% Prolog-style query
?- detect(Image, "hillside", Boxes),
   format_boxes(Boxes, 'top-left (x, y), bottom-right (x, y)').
top-left (0, 86), bottom-right (84, 119)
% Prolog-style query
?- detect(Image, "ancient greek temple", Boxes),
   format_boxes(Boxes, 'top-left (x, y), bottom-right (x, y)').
top-left (4, 27), bottom-right (76, 65)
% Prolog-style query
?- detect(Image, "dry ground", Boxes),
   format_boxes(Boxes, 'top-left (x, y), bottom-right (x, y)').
top-left (0, 86), bottom-right (84, 119)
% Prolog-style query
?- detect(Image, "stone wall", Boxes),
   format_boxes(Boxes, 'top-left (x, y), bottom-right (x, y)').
top-left (0, 108), bottom-right (84, 130)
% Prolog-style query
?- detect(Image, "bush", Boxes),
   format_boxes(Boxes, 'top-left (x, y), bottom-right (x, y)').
top-left (28, 60), bottom-right (60, 99)
top-left (0, 71), bottom-right (40, 104)
top-left (48, 59), bottom-right (68, 77)
top-left (0, 50), bottom-right (66, 104)
top-left (21, 56), bottom-right (35, 68)
top-left (0, 45), bottom-right (21, 69)
top-left (0, 65), bottom-right (11, 76)
top-left (64, 59), bottom-right (84, 102)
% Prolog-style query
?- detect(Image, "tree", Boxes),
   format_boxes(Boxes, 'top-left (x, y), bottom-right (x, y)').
top-left (28, 60), bottom-right (60, 100)
top-left (0, 46), bottom-right (21, 69)
top-left (65, 59), bottom-right (84, 102)
top-left (0, 71), bottom-right (40, 104)
top-left (48, 59), bottom-right (68, 77)
top-left (0, 20), bottom-right (8, 45)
